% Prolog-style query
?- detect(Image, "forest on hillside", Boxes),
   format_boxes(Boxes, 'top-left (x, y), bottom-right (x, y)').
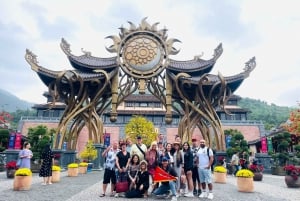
top-left (238, 97), bottom-right (294, 130)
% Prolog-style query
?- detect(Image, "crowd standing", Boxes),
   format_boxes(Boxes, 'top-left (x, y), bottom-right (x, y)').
top-left (100, 134), bottom-right (215, 200)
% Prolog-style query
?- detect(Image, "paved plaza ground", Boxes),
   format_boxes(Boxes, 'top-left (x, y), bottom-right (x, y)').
top-left (0, 170), bottom-right (299, 201)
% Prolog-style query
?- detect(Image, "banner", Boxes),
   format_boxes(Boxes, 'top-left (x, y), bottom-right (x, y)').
top-left (104, 133), bottom-right (110, 147)
top-left (225, 135), bottom-right (232, 148)
top-left (267, 137), bottom-right (273, 152)
top-left (261, 137), bottom-right (267, 153)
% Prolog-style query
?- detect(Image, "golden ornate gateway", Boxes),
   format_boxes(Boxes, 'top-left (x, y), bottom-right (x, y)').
top-left (25, 18), bottom-right (255, 150)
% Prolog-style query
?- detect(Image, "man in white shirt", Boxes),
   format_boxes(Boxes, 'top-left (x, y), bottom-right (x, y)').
top-left (197, 140), bottom-right (214, 200)
top-left (130, 135), bottom-right (147, 161)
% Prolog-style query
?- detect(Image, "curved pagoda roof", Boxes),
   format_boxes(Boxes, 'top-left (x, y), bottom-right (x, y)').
top-left (25, 18), bottom-right (255, 102)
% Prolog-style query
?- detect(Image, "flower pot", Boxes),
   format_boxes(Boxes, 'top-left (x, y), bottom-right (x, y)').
top-left (236, 177), bottom-right (254, 192)
top-left (214, 172), bottom-right (226, 183)
top-left (6, 169), bottom-right (16, 179)
top-left (51, 171), bottom-right (61, 183)
top-left (13, 175), bottom-right (32, 191)
top-left (285, 175), bottom-right (300, 188)
top-left (68, 167), bottom-right (79, 177)
top-left (79, 166), bottom-right (87, 174)
top-left (253, 172), bottom-right (263, 181)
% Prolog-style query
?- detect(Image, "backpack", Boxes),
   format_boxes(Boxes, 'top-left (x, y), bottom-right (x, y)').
top-left (207, 148), bottom-right (216, 170)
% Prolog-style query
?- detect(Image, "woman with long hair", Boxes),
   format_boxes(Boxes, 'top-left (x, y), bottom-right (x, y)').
top-left (182, 142), bottom-right (194, 197)
top-left (39, 143), bottom-right (54, 185)
top-left (128, 154), bottom-right (140, 190)
top-left (173, 141), bottom-right (183, 195)
top-left (125, 160), bottom-right (150, 198)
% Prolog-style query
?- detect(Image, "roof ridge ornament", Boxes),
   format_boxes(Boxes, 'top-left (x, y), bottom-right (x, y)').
top-left (243, 57), bottom-right (256, 75)
top-left (60, 38), bottom-right (71, 55)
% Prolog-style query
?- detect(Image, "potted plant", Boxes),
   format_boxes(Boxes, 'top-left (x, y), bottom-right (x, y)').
top-left (248, 161), bottom-right (264, 181)
top-left (80, 140), bottom-right (97, 172)
top-left (79, 162), bottom-right (88, 174)
top-left (51, 165), bottom-right (61, 183)
top-left (283, 165), bottom-right (300, 188)
top-left (236, 169), bottom-right (254, 192)
top-left (5, 160), bottom-right (18, 178)
top-left (213, 166), bottom-right (227, 183)
top-left (67, 163), bottom-right (79, 177)
top-left (13, 168), bottom-right (32, 191)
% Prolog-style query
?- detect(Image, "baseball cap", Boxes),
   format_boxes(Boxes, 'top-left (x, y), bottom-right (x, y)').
top-left (136, 135), bottom-right (142, 139)
top-left (192, 138), bottom-right (197, 142)
top-left (162, 157), bottom-right (169, 162)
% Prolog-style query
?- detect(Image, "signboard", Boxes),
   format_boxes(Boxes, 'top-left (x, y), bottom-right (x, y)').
top-left (261, 137), bottom-right (267, 153)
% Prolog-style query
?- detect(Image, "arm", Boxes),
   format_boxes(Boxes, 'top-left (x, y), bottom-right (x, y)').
top-left (102, 146), bottom-right (111, 157)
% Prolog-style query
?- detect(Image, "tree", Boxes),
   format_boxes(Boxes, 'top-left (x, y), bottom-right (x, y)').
top-left (27, 125), bottom-right (55, 161)
top-left (225, 129), bottom-right (249, 157)
top-left (285, 104), bottom-right (300, 137)
top-left (125, 115), bottom-right (157, 147)
top-left (80, 140), bottom-right (98, 162)
top-left (0, 129), bottom-right (9, 152)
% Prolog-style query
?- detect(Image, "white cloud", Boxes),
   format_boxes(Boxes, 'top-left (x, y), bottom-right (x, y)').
top-left (0, 0), bottom-right (299, 106)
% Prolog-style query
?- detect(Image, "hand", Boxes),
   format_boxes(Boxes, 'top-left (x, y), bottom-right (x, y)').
top-left (139, 184), bottom-right (143, 191)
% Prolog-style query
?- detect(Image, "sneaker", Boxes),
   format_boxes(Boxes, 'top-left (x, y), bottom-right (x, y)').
top-left (114, 193), bottom-right (119, 198)
top-left (184, 192), bottom-right (194, 197)
top-left (193, 189), bottom-right (197, 195)
top-left (197, 189), bottom-right (202, 196)
top-left (199, 192), bottom-right (207, 198)
top-left (171, 196), bottom-right (177, 201)
top-left (207, 192), bottom-right (214, 200)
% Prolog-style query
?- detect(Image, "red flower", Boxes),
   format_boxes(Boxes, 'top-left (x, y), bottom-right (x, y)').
top-left (249, 164), bottom-right (264, 173)
top-left (5, 161), bottom-right (17, 169)
top-left (284, 165), bottom-right (300, 180)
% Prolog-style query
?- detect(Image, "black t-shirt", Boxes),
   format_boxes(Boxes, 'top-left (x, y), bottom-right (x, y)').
top-left (117, 151), bottom-right (130, 168)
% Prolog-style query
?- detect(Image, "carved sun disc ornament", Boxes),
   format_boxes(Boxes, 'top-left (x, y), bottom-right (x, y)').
top-left (120, 34), bottom-right (164, 78)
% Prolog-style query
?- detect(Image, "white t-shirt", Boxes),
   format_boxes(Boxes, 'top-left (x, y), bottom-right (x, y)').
top-left (197, 147), bottom-right (213, 169)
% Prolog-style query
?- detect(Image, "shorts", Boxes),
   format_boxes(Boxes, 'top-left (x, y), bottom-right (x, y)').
top-left (198, 168), bottom-right (212, 184)
top-left (103, 168), bottom-right (116, 184)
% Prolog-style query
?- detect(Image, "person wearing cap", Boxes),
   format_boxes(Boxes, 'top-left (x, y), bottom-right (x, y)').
top-left (130, 135), bottom-right (147, 161)
top-left (152, 156), bottom-right (178, 201)
top-left (191, 138), bottom-right (201, 196)
top-left (126, 160), bottom-right (150, 198)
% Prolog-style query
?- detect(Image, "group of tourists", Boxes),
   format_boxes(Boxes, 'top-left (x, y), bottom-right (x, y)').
top-left (100, 134), bottom-right (215, 200)
top-left (230, 150), bottom-right (255, 175)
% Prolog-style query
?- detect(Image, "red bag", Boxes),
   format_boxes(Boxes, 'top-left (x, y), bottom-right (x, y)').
top-left (115, 181), bottom-right (129, 193)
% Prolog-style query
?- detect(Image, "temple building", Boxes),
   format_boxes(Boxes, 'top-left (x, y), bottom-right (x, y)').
top-left (23, 18), bottom-right (257, 151)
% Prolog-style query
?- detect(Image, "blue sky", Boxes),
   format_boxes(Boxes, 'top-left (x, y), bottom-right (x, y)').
top-left (0, 0), bottom-right (299, 107)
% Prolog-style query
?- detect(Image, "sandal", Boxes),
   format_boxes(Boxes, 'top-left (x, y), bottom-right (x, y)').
top-left (99, 194), bottom-right (105, 197)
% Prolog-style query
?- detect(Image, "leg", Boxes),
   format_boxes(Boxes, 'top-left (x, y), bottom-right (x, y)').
top-left (169, 181), bottom-right (177, 196)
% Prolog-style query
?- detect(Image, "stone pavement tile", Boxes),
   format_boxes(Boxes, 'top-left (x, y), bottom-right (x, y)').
top-left (0, 172), bottom-right (299, 201)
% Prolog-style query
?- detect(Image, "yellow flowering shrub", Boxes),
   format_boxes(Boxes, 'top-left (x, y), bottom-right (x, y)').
top-left (68, 163), bottom-right (79, 168)
top-left (52, 165), bottom-right (61, 171)
top-left (15, 168), bottom-right (32, 176)
top-left (214, 166), bottom-right (227, 173)
top-left (79, 162), bottom-right (88, 167)
top-left (236, 169), bottom-right (254, 178)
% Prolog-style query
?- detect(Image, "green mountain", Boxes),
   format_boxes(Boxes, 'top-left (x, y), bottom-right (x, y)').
top-left (0, 89), bottom-right (34, 112)
top-left (238, 97), bottom-right (294, 130)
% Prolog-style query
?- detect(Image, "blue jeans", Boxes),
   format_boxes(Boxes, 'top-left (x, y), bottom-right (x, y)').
top-left (153, 181), bottom-right (177, 196)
